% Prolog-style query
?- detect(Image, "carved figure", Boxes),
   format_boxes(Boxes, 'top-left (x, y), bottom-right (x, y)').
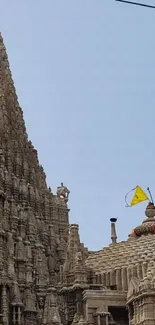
top-left (75, 252), bottom-right (83, 265)
top-left (56, 183), bottom-right (70, 203)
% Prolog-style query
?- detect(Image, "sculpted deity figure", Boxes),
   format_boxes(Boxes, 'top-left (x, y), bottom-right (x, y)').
top-left (42, 289), bottom-right (62, 325)
top-left (16, 237), bottom-right (25, 260)
top-left (75, 251), bottom-right (83, 266)
top-left (37, 295), bottom-right (45, 325)
top-left (11, 281), bottom-right (22, 305)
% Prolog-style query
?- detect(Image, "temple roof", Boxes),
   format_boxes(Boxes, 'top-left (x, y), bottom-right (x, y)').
top-left (86, 203), bottom-right (155, 274)
top-left (86, 233), bottom-right (155, 274)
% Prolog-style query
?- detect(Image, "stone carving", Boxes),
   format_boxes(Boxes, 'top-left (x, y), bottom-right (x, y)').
top-left (25, 287), bottom-right (36, 311)
top-left (4, 169), bottom-right (11, 196)
top-left (1, 32), bottom-right (155, 325)
top-left (16, 237), bottom-right (25, 260)
top-left (35, 243), bottom-right (49, 286)
top-left (27, 206), bottom-right (37, 238)
top-left (56, 183), bottom-right (70, 203)
top-left (42, 288), bottom-right (62, 325)
top-left (7, 232), bottom-right (15, 277)
top-left (75, 252), bottom-right (83, 265)
top-left (48, 249), bottom-right (56, 285)
top-left (37, 295), bottom-right (45, 325)
top-left (3, 199), bottom-right (10, 230)
top-left (19, 177), bottom-right (28, 203)
top-left (11, 281), bottom-right (23, 305)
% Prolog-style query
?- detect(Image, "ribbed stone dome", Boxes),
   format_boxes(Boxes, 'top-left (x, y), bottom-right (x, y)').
top-left (134, 202), bottom-right (155, 236)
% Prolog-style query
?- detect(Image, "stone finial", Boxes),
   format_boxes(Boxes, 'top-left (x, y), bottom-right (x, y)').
top-left (145, 202), bottom-right (155, 219)
top-left (132, 202), bottom-right (155, 237)
top-left (110, 218), bottom-right (117, 245)
top-left (56, 183), bottom-right (70, 203)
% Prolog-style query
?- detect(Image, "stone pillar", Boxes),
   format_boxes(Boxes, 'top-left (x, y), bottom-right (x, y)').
top-left (127, 267), bottom-right (132, 286)
top-left (142, 262), bottom-right (147, 277)
top-left (59, 265), bottom-right (63, 283)
top-left (134, 301), bottom-right (138, 324)
top-left (137, 263), bottom-right (143, 280)
top-left (143, 298), bottom-right (147, 320)
top-left (132, 265), bottom-right (137, 278)
top-left (116, 268), bottom-right (122, 291)
top-left (127, 306), bottom-right (131, 324)
top-left (110, 218), bottom-right (117, 245)
top-left (17, 306), bottom-right (21, 325)
top-left (0, 195), bottom-right (4, 227)
top-left (0, 230), bottom-right (4, 271)
top-left (102, 273), bottom-right (106, 286)
top-left (2, 285), bottom-right (8, 325)
top-left (12, 306), bottom-right (16, 324)
top-left (97, 315), bottom-right (100, 325)
top-left (110, 270), bottom-right (116, 287)
top-left (137, 301), bottom-right (140, 324)
top-left (146, 297), bottom-right (154, 319)
top-left (12, 303), bottom-right (23, 325)
top-left (105, 272), bottom-right (110, 287)
top-left (76, 291), bottom-right (83, 315)
top-left (122, 267), bottom-right (128, 291)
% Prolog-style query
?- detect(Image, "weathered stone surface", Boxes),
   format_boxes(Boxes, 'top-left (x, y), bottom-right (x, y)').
top-left (1, 32), bottom-right (155, 325)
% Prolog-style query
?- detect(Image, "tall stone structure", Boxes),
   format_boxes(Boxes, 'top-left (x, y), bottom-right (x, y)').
top-left (0, 32), bottom-right (70, 325)
top-left (1, 32), bottom-right (155, 325)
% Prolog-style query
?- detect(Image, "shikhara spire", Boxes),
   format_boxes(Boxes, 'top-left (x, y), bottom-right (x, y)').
top-left (0, 34), bottom-right (70, 325)
top-left (0, 32), bottom-right (47, 193)
top-left (0, 33), bottom-right (28, 142)
top-left (1, 32), bottom-right (155, 325)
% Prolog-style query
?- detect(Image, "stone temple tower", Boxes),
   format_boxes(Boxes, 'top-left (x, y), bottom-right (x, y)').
top-left (1, 32), bottom-right (155, 325)
top-left (0, 32), bottom-right (70, 325)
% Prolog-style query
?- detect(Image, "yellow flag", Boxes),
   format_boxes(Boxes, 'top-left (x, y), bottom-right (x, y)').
top-left (130, 186), bottom-right (148, 206)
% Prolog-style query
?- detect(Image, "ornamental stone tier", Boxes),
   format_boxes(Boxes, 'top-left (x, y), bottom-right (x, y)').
top-left (0, 32), bottom-right (155, 325)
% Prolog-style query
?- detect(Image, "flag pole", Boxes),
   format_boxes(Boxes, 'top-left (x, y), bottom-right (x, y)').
top-left (147, 187), bottom-right (154, 205)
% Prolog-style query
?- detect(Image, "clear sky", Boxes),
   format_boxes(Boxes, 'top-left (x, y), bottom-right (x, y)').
top-left (1, 0), bottom-right (155, 250)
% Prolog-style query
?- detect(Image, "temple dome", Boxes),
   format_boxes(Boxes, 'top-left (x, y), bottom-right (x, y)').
top-left (133, 202), bottom-right (155, 237)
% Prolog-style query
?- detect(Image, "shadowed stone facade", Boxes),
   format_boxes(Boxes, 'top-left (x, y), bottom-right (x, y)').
top-left (0, 32), bottom-right (155, 325)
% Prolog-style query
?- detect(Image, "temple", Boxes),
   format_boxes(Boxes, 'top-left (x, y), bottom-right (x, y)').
top-left (0, 33), bottom-right (155, 325)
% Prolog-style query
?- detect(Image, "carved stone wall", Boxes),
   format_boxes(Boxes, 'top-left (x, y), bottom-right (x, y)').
top-left (0, 32), bottom-right (70, 325)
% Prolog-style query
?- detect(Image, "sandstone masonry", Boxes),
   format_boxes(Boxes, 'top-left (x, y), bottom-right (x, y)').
top-left (0, 33), bottom-right (155, 325)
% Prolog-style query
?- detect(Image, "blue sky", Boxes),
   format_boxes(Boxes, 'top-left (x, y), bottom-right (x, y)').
top-left (1, 0), bottom-right (155, 250)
